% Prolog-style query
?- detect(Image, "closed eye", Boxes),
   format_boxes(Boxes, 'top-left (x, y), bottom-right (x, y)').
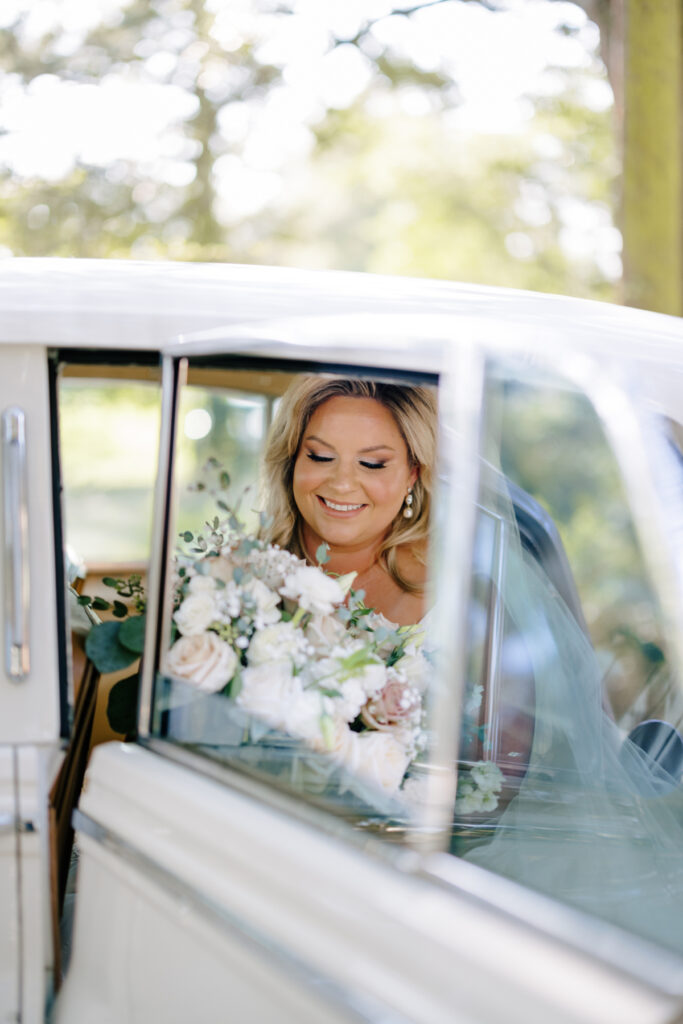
top-left (307, 452), bottom-right (334, 463)
top-left (360, 461), bottom-right (386, 470)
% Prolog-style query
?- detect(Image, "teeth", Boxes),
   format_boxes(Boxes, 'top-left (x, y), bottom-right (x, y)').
top-left (322, 498), bottom-right (364, 512)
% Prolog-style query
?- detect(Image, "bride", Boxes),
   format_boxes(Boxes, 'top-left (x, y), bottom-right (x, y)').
top-left (261, 375), bottom-right (437, 627)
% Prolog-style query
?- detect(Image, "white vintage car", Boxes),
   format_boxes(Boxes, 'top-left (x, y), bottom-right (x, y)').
top-left (3, 259), bottom-right (683, 1024)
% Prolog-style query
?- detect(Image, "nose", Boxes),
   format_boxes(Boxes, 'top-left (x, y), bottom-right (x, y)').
top-left (328, 458), bottom-right (358, 493)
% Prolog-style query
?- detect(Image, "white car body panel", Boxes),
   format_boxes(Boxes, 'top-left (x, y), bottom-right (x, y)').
top-left (0, 347), bottom-right (60, 743)
top-left (57, 743), bottom-right (681, 1024)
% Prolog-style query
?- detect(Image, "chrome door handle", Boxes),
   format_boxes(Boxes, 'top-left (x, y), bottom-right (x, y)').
top-left (3, 408), bottom-right (30, 680)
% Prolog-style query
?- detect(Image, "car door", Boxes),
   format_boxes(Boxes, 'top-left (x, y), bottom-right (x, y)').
top-left (55, 312), bottom-right (683, 1024)
top-left (0, 344), bottom-right (62, 1023)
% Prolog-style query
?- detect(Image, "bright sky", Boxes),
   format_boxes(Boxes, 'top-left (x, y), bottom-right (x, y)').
top-left (0, 0), bottom-right (618, 274)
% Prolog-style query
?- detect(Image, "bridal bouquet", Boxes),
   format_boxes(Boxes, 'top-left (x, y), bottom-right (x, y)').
top-left (163, 504), bottom-right (430, 796)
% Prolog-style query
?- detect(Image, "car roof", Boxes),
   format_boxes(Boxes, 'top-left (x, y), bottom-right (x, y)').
top-left (1, 257), bottom-right (682, 365)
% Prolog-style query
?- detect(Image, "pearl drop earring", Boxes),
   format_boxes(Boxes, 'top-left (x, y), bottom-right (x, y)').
top-left (403, 489), bottom-right (414, 519)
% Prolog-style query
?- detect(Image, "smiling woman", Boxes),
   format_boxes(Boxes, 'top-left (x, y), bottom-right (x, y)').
top-left (262, 376), bottom-right (437, 626)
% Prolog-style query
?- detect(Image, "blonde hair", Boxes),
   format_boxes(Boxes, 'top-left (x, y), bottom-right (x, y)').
top-left (261, 375), bottom-right (437, 593)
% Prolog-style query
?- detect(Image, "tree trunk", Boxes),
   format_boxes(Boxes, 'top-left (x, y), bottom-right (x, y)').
top-left (622, 0), bottom-right (682, 313)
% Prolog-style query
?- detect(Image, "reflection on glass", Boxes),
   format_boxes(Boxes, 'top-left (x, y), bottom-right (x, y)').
top-left (59, 376), bottom-right (161, 563)
top-left (454, 359), bottom-right (683, 956)
top-left (153, 367), bottom-right (439, 842)
top-left (176, 386), bottom-right (269, 538)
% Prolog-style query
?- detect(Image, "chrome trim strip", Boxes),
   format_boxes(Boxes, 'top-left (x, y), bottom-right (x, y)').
top-left (2, 407), bottom-right (30, 680)
top-left (73, 808), bottom-right (418, 1024)
top-left (424, 340), bottom-right (483, 841)
top-left (139, 356), bottom-right (186, 737)
top-left (480, 513), bottom-right (506, 761)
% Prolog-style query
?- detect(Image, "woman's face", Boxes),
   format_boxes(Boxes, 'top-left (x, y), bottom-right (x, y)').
top-left (292, 396), bottom-right (418, 555)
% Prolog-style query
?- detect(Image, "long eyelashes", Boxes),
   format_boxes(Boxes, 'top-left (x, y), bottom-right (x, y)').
top-left (305, 452), bottom-right (386, 470)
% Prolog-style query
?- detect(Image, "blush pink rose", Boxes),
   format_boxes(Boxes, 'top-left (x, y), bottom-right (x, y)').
top-left (165, 632), bottom-right (238, 693)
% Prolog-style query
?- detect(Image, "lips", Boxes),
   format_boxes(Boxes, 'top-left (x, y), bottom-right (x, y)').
top-left (318, 496), bottom-right (366, 513)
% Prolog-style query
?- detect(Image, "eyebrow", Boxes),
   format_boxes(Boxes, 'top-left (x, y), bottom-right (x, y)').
top-left (305, 435), bottom-right (396, 454)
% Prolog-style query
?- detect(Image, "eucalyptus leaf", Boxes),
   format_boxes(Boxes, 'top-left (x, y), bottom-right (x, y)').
top-left (316, 542), bottom-right (330, 565)
top-left (76, 595), bottom-right (92, 606)
top-left (106, 672), bottom-right (140, 738)
top-left (229, 672), bottom-right (242, 698)
top-left (85, 620), bottom-right (137, 673)
top-left (119, 614), bottom-right (146, 655)
top-left (91, 597), bottom-right (111, 611)
top-left (102, 576), bottom-right (120, 588)
top-left (112, 600), bottom-right (128, 619)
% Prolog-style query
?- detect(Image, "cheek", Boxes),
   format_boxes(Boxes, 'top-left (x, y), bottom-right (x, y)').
top-left (292, 456), bottom-right (318, 503)
top-left (371, 476), bottom-right (408, 511)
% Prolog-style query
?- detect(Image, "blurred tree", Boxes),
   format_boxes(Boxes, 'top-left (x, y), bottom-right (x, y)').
top-left (0, 0), bottom-right (618, 300)
top-left (581, 0), bottom-right (682, 314)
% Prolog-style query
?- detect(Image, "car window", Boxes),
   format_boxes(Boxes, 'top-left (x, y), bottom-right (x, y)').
top-left (452, 356), bottom-right (683, 955)
top-left (55, 361), bottom-right (162, 735)
top-left (149, 361), bottom-right (441, 838)
top-left (58, 368), bottom-right (162, 567)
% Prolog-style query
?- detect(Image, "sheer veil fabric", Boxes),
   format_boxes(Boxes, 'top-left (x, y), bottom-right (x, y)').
top-left (458, 466), bottom-right (683, 953)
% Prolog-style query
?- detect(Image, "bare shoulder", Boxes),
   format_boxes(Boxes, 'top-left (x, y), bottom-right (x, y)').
top-left (395, 541), bottom-right (429, 588)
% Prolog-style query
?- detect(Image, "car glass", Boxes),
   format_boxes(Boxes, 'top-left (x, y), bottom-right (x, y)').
top-left (453, 357), bottom-right (683, 955)
top-left (149, 364), bottom-right (441, 839)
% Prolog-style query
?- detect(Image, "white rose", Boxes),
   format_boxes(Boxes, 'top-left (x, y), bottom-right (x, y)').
top-left (280, 566), bottom-right (345, 615)
top-left (165, 633), bottom-right (238, 693)
top-left (310, 718), bottom-right (359, 767)
top-left (334, 677), bottom-right (367, 723)
top-left (355, 732), bottom-right (411, 793)
top-left (187, 574), bottom-right (217, 595)
top-left (470, 760), bottom-right (503, 794)
top-left (305, 649), bottom-right (385, 704)
top-left (237, 660), bottom-right (297, 733)
top-left (464, 683), bottom-right (483, 718)
top-left (174, 592), bottom-right (221, 636)
top-left (282, 688), bottom-right (326, 742)
top-left (242, 578), bottom-right (281, 627)
top-left (356, 660), bottom-right (387, 698)
top-left (479, 790), bottom-right (499, 812)
top-left (247, 622), bottom-right (305, 667)
top-left (455, 781), bottom-right (484, 814)
top-left (305, 613), bottom-right (347, 654)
